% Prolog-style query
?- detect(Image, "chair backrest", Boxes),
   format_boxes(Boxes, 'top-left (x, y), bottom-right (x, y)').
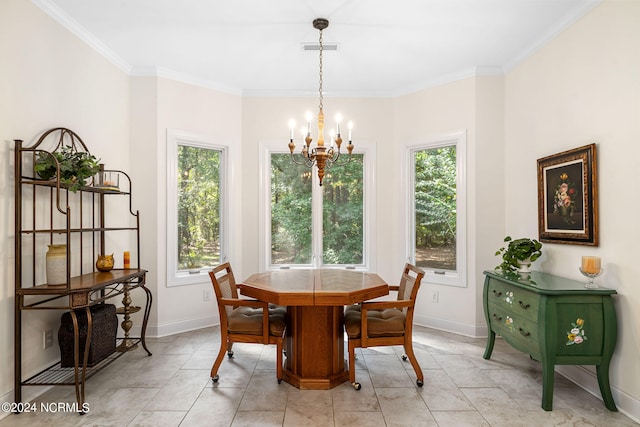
top-left (397, 263), bottom-right (425, 315)
top-left (209, 262), bottom-right (239, 317)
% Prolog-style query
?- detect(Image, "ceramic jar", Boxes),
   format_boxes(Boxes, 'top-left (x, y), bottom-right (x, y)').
top-left (96, 254), bottom-right (114, 272)
top-left (46, 244), bottom-right (67, 285)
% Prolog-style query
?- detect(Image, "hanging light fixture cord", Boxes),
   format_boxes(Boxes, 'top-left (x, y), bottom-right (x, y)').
top-left (318, 23), bottom-right (323, 113)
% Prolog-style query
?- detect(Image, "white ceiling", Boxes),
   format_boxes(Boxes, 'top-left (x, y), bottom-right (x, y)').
top-left (36, 0), bottom-right (599, 97)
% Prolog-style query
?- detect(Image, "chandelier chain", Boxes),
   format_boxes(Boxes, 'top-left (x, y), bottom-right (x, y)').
top-left (318, 27), bottom-right (323, 111)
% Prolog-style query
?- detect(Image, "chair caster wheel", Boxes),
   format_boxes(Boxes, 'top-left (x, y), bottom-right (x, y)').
top-left (227, 351), bottom-right (234, 359)
top-left (212, 375), bottom-right (219, 383)
top-left (416, 379), bottom-right (423, 387)
top-left (352, 382), bottom-right (361, 390)
top-left (401, 354), bottom-right (408, 361)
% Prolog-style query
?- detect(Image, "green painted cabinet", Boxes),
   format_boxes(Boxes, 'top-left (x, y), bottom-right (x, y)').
top-left (483, 270), bottom-right (617, 411)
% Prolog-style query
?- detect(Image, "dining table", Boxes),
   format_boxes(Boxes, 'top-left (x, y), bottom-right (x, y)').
top-left (240, 269), bottom-right (389, 389)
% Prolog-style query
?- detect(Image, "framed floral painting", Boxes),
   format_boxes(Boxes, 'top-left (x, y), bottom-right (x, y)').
top-left (537, 144), bottom-right (598, 245)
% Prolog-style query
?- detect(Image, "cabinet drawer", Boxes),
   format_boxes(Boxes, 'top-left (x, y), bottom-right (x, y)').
top-left (488, 301), bottom-right (540, 356)
top-left (487, 279), bottom-right (539, 322)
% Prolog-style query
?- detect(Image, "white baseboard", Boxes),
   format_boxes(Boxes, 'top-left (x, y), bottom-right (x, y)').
top-left (414, 314), bottom-right (488, 338)
top-left (142, 314), bottom-right (219, 338)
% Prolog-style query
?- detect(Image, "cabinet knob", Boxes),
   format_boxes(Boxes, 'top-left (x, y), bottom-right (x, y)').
top-left (518, 301), bottom-right (531, 309)
top-left (492, 290), bottom-right (502, 297)
top-left (492, 313), bottom-right (502, 321)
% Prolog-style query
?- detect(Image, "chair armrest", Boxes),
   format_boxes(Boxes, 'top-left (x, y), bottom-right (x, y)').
top-left (219, 298), bottom-right (268, 309)
top-left (388, 285), bottom-right (400, 292)
top-left (360, 299), bottom-right (412, 311)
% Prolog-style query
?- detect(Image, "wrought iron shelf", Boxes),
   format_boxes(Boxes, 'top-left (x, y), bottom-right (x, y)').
top-left (22, 338), bottom-right (142, 386)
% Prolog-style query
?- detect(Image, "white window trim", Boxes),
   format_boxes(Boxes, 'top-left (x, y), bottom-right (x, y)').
top-left (405, 130), bottom-right (467, 287)
top-left (258, 140), bottom-right (376, 272)
top-left (166, 129), bottom-right (228, 287)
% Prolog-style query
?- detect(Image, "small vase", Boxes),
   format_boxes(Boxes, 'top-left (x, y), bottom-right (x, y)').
top-left (46, 244), bottom-right (67, 285)
top-left (96, 254), bottom-right (115, 272)
top-left (516, 258), bottom-right (532, 276)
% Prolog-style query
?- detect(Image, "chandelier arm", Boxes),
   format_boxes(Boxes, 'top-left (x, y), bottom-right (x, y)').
top-left (332, 153), bottom-right (353, 166)
top-left (289, 153), bottom-right (310, 166)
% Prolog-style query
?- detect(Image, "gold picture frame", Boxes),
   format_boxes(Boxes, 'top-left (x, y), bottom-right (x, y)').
top-left (537, 144), bottom-right (598, 246)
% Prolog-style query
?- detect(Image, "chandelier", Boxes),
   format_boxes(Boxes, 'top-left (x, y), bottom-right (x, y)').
top-left (288, 18), bottom-right (353, 186)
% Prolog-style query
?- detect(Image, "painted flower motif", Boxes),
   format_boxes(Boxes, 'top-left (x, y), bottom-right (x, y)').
top-left (566, 318), bottom-right (588, 346)
top-left (553, 172), bottom-right (577, 224)
top-left (505, 315), bottom-right (515, 332)
top-left (505, 291), bottom-right (514, 305)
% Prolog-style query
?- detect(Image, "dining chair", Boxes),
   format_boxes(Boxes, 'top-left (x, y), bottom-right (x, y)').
top-left (209, 262), bottom-right (286, 383)
top-left (344, 263), bottom-right (425, 390)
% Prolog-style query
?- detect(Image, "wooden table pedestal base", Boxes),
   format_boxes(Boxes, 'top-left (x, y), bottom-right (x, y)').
top-left (283, 305), bottom-right (349, 389)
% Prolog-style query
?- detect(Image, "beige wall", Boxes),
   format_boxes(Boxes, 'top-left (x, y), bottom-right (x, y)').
top-left (505, 0), bottom-right (640, 412)
top-left (0, 0), bottom-right (130, 404)
top-left (130, 77), bottom-right (243, 337)
top-left (1, 0), bottom-right (638, 420)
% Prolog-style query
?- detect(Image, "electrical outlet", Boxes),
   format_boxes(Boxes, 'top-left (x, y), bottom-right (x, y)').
top-left (203, 289), bottom-right (212, 301)
top-left (43, 329), bottom-right (54, 349)
top-left (431, 290), bottom-right (439, 303)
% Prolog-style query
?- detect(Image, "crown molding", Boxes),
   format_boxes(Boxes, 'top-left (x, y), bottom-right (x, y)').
top-left (502, 0), bottom-right (601, 72)
top-left (130, 67), bottom-right (243, 96)
top-left (32, 0), bottom-right (131, 74)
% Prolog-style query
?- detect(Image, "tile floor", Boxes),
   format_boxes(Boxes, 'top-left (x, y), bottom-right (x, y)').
top-left (1, 325), bottom-right (637, 426)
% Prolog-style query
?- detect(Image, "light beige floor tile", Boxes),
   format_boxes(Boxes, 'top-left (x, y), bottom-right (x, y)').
top-left (333, 411), bottom-right (386, 427)
top-left (179, 387), bottom-right (244, 427)
top-left (238, 370), bottom-right (290, 411)
top-left (418, 369), bottom-right (475, 411)
top-left (144, 369), bottom-right (210, 411)
top-left (431, 410), bottom-right (491, 426)
top-left (331, 376), bottom-right (380, 412)
top-left (365, 354), bottom-right (415, 388)
top-left (284, 389), bottom-right (335, 426)
top-left (376, 387), bottom-right (437, 426)
top-left (232, 410), bottom-right (285, 427)
top-left (283, 405), bottom-right (335, 427)
top-left (79, 386), bottom-right (160, 426)
top-left (128, 410), bottom-right (186, 426)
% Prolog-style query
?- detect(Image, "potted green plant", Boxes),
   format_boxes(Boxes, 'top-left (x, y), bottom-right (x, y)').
top-left (34, 145), bottom-right (100, 193)
top-left (495, 236), bottom-right (543, 274)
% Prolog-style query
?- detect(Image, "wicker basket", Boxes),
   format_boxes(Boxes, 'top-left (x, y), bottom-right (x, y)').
top-left (58, 304), bottom-right (118, 367)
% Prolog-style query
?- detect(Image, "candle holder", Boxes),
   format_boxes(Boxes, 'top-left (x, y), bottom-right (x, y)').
top-left (579, 267), bottom-right (603, 288)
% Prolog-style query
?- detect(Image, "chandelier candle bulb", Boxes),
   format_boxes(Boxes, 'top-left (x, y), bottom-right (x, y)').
top-left (289, 120), bottom-right (295, 140)
top-left (582, 256), bottom-right (600, 274)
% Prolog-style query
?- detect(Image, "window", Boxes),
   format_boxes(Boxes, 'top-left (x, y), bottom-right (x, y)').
top-left (167, 130), bottom-right (226, 286)
top-left (260, 142), bottom-right (374, 270)
top-left (408, 131), bottom-right (466, 287)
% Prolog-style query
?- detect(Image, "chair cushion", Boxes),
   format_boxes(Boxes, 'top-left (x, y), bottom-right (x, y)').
top-left (268, 304), bottom-right (287, 316)
top-left (344, 304), bottom-right (361, 314)
top-left (344, 308), bottom-right (405, 339)
top-left (228, 306), bottom-right (286, 336)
